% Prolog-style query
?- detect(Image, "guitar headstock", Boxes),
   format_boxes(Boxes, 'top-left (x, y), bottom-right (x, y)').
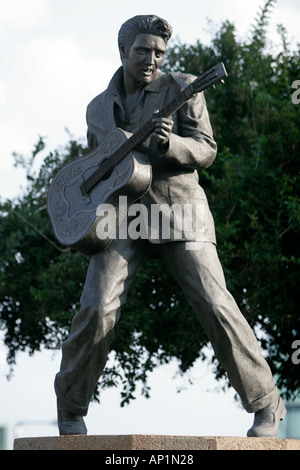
top-left (191, 62), bottom-right (228, 94)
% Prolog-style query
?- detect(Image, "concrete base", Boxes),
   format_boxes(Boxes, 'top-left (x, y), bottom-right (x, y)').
top-left (13, 435), bottom-right (300, 450)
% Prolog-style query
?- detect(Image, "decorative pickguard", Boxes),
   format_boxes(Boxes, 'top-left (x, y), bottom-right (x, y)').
top-left (54, 196), bottom-right (91, 239)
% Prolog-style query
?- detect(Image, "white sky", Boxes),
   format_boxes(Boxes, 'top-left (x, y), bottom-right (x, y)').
top-left (0, 0), bottom-right (299, 449)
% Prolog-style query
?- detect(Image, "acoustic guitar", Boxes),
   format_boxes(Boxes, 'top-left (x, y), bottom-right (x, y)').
top-left (47, 62), bottom-right (227, 255)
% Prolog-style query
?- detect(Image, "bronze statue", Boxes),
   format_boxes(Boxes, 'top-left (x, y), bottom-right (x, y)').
top-left (54, 15), bottom-right (286, 437)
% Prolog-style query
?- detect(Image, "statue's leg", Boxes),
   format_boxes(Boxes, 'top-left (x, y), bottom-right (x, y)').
top-left (55, 236), bottom-right (149, 434)
top-left (157, 241), bottom-right (284, 434)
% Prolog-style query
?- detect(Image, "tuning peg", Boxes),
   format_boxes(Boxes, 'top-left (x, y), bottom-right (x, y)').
top-left (212, 85), bottom-right (216, 89)
top-left (221, 79), bottom-right (225, 84)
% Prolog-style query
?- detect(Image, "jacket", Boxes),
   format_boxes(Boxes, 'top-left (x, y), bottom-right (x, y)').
top-left (86, 67), bottom-right (217, 244)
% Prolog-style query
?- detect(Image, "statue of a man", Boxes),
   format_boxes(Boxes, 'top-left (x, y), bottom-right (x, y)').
top-left (54, 15), bottom-right (286, 437)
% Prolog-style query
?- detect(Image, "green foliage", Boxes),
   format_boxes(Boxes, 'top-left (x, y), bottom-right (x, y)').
top-left (162, 0), bottom-right (299, 399)
top-left (1, 1), bottom-right (299, 403)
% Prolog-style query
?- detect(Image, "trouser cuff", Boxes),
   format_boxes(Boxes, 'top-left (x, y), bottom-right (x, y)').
top-left (242, 386), bottom-right (279, 413)
top-left (54, 376), bottom-right (88, 416)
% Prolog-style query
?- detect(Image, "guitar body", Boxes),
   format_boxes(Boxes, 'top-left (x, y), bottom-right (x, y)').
top-left (47, 128), bottom-right (151, 255)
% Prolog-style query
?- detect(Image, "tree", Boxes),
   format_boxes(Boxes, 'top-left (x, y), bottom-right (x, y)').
top-left (1, 0), bottom-right (299, 405)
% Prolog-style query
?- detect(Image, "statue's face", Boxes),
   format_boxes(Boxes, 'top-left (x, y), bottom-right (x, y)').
top-left (121, 33), bottom-right (167, 91)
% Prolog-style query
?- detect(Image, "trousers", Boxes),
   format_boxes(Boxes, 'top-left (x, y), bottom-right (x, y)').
top-left (54, 237), bottom-right (278, 416)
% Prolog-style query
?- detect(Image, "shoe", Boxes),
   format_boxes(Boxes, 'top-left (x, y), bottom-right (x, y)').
top-left (57, 405), bottom-right (88, 436)
top-left (247, 396), bottom-right (286, 437)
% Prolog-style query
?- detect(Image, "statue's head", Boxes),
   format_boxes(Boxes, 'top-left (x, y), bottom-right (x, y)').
top-left (118, 15), bottom-right (173, 58)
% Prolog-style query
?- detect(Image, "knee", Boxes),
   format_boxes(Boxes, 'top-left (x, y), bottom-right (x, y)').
top-left (80, 287), bottom-right (119, 317)
top-left (72, 296), bottom-right (119, 343)
top-left (191, 282), bottom-right (234, 312)
top-left (191, 287), bottom-right (240, 329)
top-left (207, 289), bottom-right (236, 310)
top-left (91, 298), bottom-right (119, 327)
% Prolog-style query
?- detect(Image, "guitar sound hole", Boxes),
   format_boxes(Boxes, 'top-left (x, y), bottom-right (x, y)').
top-left (99, 158), bottom-right (114, 181)
top-left (101, 167), bottom-right (114, 181)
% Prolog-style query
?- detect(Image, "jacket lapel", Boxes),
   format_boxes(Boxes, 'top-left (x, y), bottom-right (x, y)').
top-left (142, 74), bottom-right (169, 123)
top-left (103, 68), bottom-right (170, 130)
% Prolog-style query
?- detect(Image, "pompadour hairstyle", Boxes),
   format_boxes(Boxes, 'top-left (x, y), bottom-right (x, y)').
top-left (118, 15), bottom-right (173, 55)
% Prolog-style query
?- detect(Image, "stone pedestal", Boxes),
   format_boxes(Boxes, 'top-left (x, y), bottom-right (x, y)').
top-left (13, 435), bottom-right (300, 450)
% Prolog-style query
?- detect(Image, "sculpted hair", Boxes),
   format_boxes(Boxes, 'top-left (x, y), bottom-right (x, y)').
top-left (118, 15), bottom-right (173, 55)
